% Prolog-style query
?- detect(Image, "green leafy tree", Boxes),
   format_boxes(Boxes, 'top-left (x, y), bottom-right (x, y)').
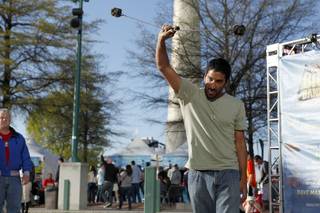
top-left (0, 0), bottom-right (102, 109)
top-left (26, 51), bottom-right (123, 163)
top-left (126, 0), bottom-right (320, 156)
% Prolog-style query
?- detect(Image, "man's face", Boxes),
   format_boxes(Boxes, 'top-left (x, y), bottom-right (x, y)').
top-left (203, 70), bottom-right (228, 100)
top-left (0, 112), bottom-right (11, 130)
top-left (254, 159), bottom-right (262, 165)
top-left (48, 174), bottom-right (52, 180)
top-left (101, 165), bottom-right (105, 170)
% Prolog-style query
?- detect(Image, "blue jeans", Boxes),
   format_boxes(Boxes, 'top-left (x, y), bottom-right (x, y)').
top-left (96, 185), bottom-right (104, 202)
top-left (101, 182), bottom-right (113, 206)
top-left (131, 183), bottom-right (141, 203)
top-left (0, 176), bottom-right (22, 213)
top-left (188, 169), bottom-right (240, 213)
top-left (119, 186), bottom-right (132, 210)
top-left (88, 182), bottom-right (96, 202)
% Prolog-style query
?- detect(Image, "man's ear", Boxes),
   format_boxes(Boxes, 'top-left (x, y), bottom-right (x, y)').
top-left (203, 74), bottom-right (207, 82)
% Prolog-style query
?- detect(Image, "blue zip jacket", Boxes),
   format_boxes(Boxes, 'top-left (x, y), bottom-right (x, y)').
top-left (0, 127), bottom-right (32, 176)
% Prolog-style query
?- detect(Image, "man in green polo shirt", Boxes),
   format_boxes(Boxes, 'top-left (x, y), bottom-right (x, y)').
top-left (156, 24), bottom-right (247, 213)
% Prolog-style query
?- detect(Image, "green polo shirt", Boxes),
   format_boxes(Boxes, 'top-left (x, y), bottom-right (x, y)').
top-left (177, 77), bottom-right (247, 170)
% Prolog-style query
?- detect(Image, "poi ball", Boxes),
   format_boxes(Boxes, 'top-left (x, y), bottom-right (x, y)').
top-left (70, 18), bottom-right (80, 28)
top-left (232, 25), bottom-right (246, 36)
top-left (111, 8), bottom-right (122, 18)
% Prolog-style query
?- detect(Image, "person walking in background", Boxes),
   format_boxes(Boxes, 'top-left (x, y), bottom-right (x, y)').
top-left (137, 165), bottom-right (144, 200)
top-left (158, 166), bottom-right (167, 180)
top-left (168, 164), bottom-right (181, 186)
top-left (168, 164), bottom-right (181, 203)
top-left (254, 155), bottom-right (270, 210)
top-left (165, 163), bottom-right (172, 176)
top-left (100, 151), bottom-right (118, 209)
top-left (156, 27), bottom-right (247, 213)
top-left (55, 157), bottom-right (64, 185)
top-left (0, 108), bottom-right (32, 213)
top-left (29, 161), bottom-right (38, 207)
top-left (162, 177), bottom-right (172, 203)
top-left (88, 165), bottom-right (97, 203)
top-left (112, 171), bottom-right (120, 204)
top-left (96, 164), bottom-right (105, 203)
top-left (131, 161), bottom-right (142, 203)
top-left (117, 165), bottom-right (133, 210)
top-left (246, 152), bottom-right (264, 213)
top-left (21, 161), bottom-right (35, 213)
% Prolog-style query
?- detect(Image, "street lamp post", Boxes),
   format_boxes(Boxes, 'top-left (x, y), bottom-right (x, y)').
top-left (70, 0), bottom-right (89, 162)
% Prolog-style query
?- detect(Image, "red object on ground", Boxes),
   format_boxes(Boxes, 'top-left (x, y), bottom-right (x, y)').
top-left (243, 194), bottom-right (265, 213)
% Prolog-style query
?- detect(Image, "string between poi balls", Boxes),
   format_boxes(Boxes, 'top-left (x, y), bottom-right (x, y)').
top-left (111, 7), bottom-right (246, 36)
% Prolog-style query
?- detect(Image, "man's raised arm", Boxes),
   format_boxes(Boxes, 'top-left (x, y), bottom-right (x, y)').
top-left (156, 25), bottom-right (181, 93)
top-left (100, 151), bottom-right (106, 164)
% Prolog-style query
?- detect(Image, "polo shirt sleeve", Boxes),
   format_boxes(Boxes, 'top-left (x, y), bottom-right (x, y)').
top-left (176, 77), bottom-right (199, 105)
top-left (234, 101), bottom-right (247, 130)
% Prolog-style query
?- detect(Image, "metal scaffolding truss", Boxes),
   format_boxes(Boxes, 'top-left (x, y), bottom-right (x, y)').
top-left (266, 34), bottom-right (320, 213)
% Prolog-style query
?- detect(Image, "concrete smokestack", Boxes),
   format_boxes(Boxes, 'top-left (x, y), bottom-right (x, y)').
top-left (166, 0), bottom-right (201, 153)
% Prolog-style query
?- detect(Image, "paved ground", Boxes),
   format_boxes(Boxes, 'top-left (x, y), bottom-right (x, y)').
top-left (26, 201), bottom-right (276, 213)
top-left (28, 201), bottom-right (193, 213)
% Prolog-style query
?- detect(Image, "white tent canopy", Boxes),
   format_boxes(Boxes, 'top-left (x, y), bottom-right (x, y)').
top-left (26, 138), bottom-right (59, 181)
top-left (112, 136), bottom-right (161, 159)
top-left (162, 141), bottom-right (189, 168)
top-left (164, 141), bottom-right (188, 156)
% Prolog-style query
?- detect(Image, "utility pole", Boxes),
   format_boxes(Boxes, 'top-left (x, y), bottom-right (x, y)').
top-left (70, 0), bottom-right (89, 162)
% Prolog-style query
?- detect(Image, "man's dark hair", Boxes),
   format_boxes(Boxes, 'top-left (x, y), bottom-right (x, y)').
top-left (59, 157), bottom-right (64, 162)
top-left (131, 161), bottom-right (135, 166)
top-left (146, 162), bottom-right (150, 166)
top-left (254, 155), bottom-right (262, 161)
top-left (100, 163), bottom-right (104, 167)
top-left (205, 58), bottom-right (231, 81)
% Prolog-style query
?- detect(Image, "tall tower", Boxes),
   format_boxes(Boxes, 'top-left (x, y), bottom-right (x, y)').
top-left (165, 0), bottom-right (201, 153)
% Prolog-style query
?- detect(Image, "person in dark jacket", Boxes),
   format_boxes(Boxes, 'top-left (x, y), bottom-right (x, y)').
top-left (0, 108), bottom-right (32, 213)
top-left (55, 157), bottom-right (64, 184)
top-left (100, 151), bottom-right (118, 209)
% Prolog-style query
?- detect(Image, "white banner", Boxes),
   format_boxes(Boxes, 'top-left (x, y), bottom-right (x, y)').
top-left (279, 50), bottom-right (320, 142)
top-left (279, 50), bottom-right (320, 213)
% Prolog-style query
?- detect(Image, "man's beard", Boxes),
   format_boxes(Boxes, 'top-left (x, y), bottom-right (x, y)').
top-left (205, 86), bottom-right (223, 101)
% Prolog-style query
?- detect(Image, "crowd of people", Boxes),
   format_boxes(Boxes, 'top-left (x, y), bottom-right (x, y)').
top-left (85, 152), bottom-right (192, 211)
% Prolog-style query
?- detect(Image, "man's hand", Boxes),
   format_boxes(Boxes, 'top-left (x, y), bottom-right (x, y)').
top-left (158, 25), bottom-right (178, 42)
top-left (100, 151), bottom-right (104, 155)
top-left (239, 178), bottom-right (247, 205)
top-left (156, 24), bottom-right (181, 93)
top-left (22, 175), bottom-right (29, 185)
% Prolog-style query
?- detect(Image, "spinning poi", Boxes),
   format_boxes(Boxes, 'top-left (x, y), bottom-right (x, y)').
top-left (111, 7), bottom-right (246, 36)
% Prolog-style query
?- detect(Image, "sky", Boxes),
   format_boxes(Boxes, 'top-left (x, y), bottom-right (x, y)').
top-left (11, 0), bottom-right (169, 157)
top-left (11, 0), bottom-right (266, 159)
